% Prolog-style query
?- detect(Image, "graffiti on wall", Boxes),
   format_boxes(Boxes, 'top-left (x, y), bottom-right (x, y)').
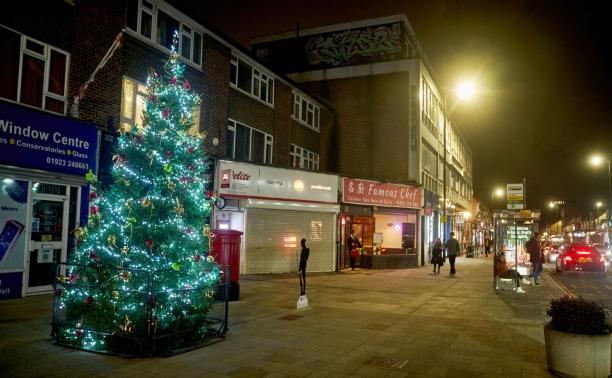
top-left (305, 23), bottom-right (403, 67)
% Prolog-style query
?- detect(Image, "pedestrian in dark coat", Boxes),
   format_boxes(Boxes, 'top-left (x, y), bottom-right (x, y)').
top-left (431, 238), bottom-right (443, 274)
top-left (347, 230), bottom-right (362, 270)
top-left (299, 238), bottom-right (309, 295)
top-left (526, 232), bottom-right (543, 285)
top-left (444, 232), bottom-right (460, 277)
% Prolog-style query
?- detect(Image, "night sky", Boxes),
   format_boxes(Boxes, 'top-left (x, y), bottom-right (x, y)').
top-left (170, 0), bottom-right (612, 224)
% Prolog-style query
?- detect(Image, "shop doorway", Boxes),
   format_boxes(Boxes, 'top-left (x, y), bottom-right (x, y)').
top-left (27, 183), bottom-right (78, 294)
top-left (342, 216), bottom-right (374, 269)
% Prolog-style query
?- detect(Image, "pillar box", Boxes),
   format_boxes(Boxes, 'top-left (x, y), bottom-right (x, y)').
top-left (211, 229), bottom-right (243, 301)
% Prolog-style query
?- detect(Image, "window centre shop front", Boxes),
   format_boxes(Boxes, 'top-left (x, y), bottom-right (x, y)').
top-left (214, 160), bottom-right (339, 274)
top-left (340, 178), bottom-right (423, 269)
top-left (0, 103), bottom-right (99, 298)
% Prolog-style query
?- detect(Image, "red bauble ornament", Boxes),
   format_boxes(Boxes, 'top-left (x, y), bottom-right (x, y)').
top-left (89, 250), bottom-right (97, 259)
top-left (146, 239), bottom-right (153, 248)
top-left (169, 77), bottom-right (177, 85)
top-left (90, 205), bottom-right (99, 215)
top-left (84, 296), bottom-right (94, 305)
top-left (148, 94), bottom-right (157, 102)
top-left (69, 274), bottom-right (80, 284)
top-left (89, 191), bottom-right (98, 200)
top-left (188, 163), bottom-right (195, 171)
top-left (162, 108), bottom-right (170, 118)
top-left (76, 329), bottom-right (83, 337)
top-left (187, 146), bottom-right (194, 154)
top-left (183, 80), bottom-right (191, 90)
top-left (184, 227), bottom-right (192, 235)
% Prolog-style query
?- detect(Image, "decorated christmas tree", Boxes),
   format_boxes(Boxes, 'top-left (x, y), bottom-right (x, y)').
top-left (54, 33), bottom-right (221, 354)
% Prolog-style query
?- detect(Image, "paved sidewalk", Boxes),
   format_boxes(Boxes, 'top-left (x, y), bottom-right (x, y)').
top-left (0, 256), bottom-right (565, 377)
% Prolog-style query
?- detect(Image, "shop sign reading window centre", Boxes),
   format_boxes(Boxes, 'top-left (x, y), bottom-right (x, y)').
top-left (342, 178), bottom-right (422, 209)
top-left (217, 161), bottom-right (337, 203)
top-left (0, 103), bottom-right (98, 176)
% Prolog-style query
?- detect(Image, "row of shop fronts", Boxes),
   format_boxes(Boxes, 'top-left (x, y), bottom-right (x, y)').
top-left (0, 101), bottom-right (463, 298)
top-left (213, 160), bottom-right (441, 275)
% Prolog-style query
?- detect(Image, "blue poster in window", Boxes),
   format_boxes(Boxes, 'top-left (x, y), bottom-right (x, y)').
top-left (0, 103), bottom-right (98, 176)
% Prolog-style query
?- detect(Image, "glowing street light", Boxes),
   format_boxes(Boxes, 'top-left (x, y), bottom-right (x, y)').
top-left (491, 187), bottom-right (504, 210)
top-left (456, 81), bottom-right (476, 101)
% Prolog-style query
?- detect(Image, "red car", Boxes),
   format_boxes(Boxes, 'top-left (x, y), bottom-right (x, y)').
top-left (555, 243), bottom-right (606, 275)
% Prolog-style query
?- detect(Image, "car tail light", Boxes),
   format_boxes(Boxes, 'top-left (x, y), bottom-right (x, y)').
top-left (576, 250), bottom-right (591, 255)
top-left (564, 256), bottom-right (572, 262)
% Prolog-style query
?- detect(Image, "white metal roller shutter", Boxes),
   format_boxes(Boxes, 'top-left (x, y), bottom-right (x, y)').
top-left (245, 209), bottom-right (335, 274)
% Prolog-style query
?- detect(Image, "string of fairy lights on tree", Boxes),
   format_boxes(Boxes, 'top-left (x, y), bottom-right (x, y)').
top-left (55, 31), bottom-right (220, 352)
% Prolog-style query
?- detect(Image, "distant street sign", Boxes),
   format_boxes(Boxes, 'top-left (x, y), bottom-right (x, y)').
top-left (506, 183), bottom-right (524, 210)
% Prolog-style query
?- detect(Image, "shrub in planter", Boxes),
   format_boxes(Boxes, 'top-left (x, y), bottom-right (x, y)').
top-left (544, 295), bottom-right (611, 378)
top-left (546, 295), bottom-right (610, 335)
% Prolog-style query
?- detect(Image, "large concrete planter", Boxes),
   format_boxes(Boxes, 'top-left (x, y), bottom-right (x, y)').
top-left (544, 326), bottom-right (611, 377)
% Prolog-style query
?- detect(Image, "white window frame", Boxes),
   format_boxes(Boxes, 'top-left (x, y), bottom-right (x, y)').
top-left (292, 91), bottom-right (320, 132)
top-left (120, 76), bottom-right (199, 134)
top-left (227, 119), bottom-right (273, 164)
top-left (229, 54), bottom-right (275, 107)
top-left (290, 144), bottom-right (319, 171)
top-left (126, 0), bottom-right (203, 69)
top-left (0, 25), bottom-right (70, 115)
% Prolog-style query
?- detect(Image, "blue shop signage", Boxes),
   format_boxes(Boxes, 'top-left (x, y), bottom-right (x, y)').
top-left (0, 103), bottom-right (98, 175)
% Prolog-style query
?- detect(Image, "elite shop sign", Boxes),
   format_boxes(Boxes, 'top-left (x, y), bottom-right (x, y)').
top-left (0, 103), bottom-right (98, 176)
top-left (342, 178), bottom-right (422, 209)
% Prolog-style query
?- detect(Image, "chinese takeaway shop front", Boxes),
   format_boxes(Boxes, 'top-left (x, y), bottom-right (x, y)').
top-left (340, 177), bottom-right (423, 269)
top-left (0, 103), bottom-right (99, 298)
top-left (213, 160), bottom-right (339, 274)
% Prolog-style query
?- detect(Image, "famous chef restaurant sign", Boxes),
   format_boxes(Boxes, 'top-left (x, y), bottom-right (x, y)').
top-left (342, 178), bottom-right (422, 209)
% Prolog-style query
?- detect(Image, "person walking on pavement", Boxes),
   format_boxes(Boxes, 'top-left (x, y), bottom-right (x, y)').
top-left (347, 230), bottom-right (362, 270)
top-left (298, 238), bottom-right (309, 295)
top-left (526, 232), bottom-right (543, 285)
top-left (445, 232), bottom-right (460, 277)
top-left (431, 238), bottom-right (444, 275)
top-left (484, 238), bottom-right (491, 257)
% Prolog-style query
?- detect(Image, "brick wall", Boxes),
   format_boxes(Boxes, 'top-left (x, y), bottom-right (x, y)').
top-left (0, 0), bottom-right (73, 52)
top-left (201, 35), bottom-right (230, 157)
top-left (69, 0), bottom-right (125, 129)
top-left (301, 71), bottom-right (411, 182)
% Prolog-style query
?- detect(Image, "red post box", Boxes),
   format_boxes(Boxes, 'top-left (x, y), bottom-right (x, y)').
top-left (211, 229), bottom-right (243, 301)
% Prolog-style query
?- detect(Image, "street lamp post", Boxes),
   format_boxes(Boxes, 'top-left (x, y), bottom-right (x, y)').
top-left (441, 81), bottom-right (476, 242)
top-left (590, 154), bottom-right (611, 224)
top-left (549, 200), bottom-right (565, 235)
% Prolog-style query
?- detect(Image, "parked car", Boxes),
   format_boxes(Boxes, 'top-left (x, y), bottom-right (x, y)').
top-left (545, 244), bottom-right (562, 263)
top-left (555, 243), bottom-right (606, 275)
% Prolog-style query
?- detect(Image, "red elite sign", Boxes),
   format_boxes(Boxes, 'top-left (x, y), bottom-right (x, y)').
top-left (342, 178), bottom-right (422, 209)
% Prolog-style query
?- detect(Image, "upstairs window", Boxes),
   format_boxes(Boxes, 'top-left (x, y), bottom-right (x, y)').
top-left (120, 77), bottom-right (199, 134)
top-left (0, 25), bottom-right (68, 115)
top-left (125, 0), bottom-right (202, 66)
top-left (290, 144), bottom-right (319, 171)
top-left (229, 54), bottom-right (274, 106)
top-left (227, 119), bottom-right (273, 164)
top-left (292, 92), bottom-right (320, 131)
